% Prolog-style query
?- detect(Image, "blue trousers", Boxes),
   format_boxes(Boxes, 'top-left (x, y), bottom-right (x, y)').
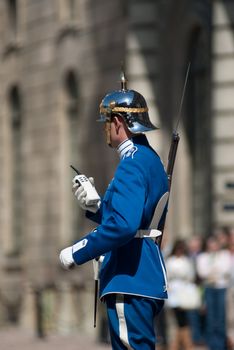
top-left (204, 287), bottom-right (227, 350)
top-left (187, 309), bottom-right (205, 344)
top-left (105, 294), bottom-right (164, 350)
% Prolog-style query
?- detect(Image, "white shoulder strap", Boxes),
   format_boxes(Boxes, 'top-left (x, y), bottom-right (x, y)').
top-left (153, 191), bottom-right (169, 228)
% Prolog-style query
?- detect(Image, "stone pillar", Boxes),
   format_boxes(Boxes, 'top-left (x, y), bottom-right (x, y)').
top-left (212, 0), bottom-right (234, 228)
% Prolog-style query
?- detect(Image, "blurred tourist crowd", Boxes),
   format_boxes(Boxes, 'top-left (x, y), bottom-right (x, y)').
top-left (157, 226), bottom-right (234, 350)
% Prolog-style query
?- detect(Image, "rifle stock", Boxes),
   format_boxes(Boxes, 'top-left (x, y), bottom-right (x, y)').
top-left (167, 132), bottom-right (180, 190)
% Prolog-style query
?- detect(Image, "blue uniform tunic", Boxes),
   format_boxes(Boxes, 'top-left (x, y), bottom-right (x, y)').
top-left (72, 134), bottom-right (168, 301)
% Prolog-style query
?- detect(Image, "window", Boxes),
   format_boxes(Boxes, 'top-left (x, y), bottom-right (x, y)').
top-left (8, 85), bottom-right (23, 255)
top-left (64, 70), bottom-right (80, 167)
top-left (7, 0), bottom-right (18, 40)
top-left (64, 70), bottom-right (81, 240)
top-left (65, 70), bottom-right (79, 118)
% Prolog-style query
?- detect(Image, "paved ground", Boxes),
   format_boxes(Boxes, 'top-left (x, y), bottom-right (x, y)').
top-left (0, 327), bottom-right (111, 350)
top-left (0, 327), bottom-right (208, 350)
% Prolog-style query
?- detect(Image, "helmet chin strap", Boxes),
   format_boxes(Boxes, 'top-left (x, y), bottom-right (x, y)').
top-left (105, 121), bottom-right (112, 147)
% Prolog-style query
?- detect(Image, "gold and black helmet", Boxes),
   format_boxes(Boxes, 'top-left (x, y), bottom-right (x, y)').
top-left (98, 72), bottom-right (158, 134)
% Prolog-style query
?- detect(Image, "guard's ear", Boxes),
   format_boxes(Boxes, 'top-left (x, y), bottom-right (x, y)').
top-left (112, 115), bottom-right (122, 133)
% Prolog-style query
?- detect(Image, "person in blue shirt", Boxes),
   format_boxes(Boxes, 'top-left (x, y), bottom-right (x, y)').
top-left (59, 73), bottom-right (169, 349)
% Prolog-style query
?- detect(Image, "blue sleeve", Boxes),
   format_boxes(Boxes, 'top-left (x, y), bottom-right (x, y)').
top-left (85, 199), bottom-right (103, 224)
top-left (72, 158), bottom-right (146, 265)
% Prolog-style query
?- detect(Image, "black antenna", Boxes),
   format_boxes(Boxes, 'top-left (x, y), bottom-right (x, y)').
top-left (70, 164), bottom-right (81, 175)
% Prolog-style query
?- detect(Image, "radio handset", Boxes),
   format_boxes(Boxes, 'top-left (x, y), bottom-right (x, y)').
top-left (70, 165), bottom-right (100, 206)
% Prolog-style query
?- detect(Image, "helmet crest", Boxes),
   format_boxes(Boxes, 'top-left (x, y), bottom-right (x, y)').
top-left (120, 69), bottom-right (128, 91)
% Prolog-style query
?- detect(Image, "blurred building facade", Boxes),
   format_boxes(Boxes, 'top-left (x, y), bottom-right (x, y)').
top-left (0, 0), bottom-right (233, 339)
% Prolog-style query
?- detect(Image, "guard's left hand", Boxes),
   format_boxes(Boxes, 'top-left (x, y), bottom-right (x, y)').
top-left (59, 246), bottom-right (75, 270)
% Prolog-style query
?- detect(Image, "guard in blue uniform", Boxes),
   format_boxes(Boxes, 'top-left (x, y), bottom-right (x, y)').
top-left (60, 72), bottom-right (169, 349)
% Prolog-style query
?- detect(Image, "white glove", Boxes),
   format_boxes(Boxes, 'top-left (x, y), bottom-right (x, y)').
top-left (72, 176), bottom-right (100, 213)
top-left (59, 246), bottom-right (75, 270)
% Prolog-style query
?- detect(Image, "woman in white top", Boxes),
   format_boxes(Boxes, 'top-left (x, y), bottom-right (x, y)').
top-left (166, 240), bottom-right (198, 350)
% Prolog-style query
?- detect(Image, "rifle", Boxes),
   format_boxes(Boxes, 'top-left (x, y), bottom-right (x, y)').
top-left (158, 62), bottom-right (191, 248)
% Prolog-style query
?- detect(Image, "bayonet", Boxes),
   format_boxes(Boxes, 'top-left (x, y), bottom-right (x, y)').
top-left (158, 62), bottom-right (191, 247)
